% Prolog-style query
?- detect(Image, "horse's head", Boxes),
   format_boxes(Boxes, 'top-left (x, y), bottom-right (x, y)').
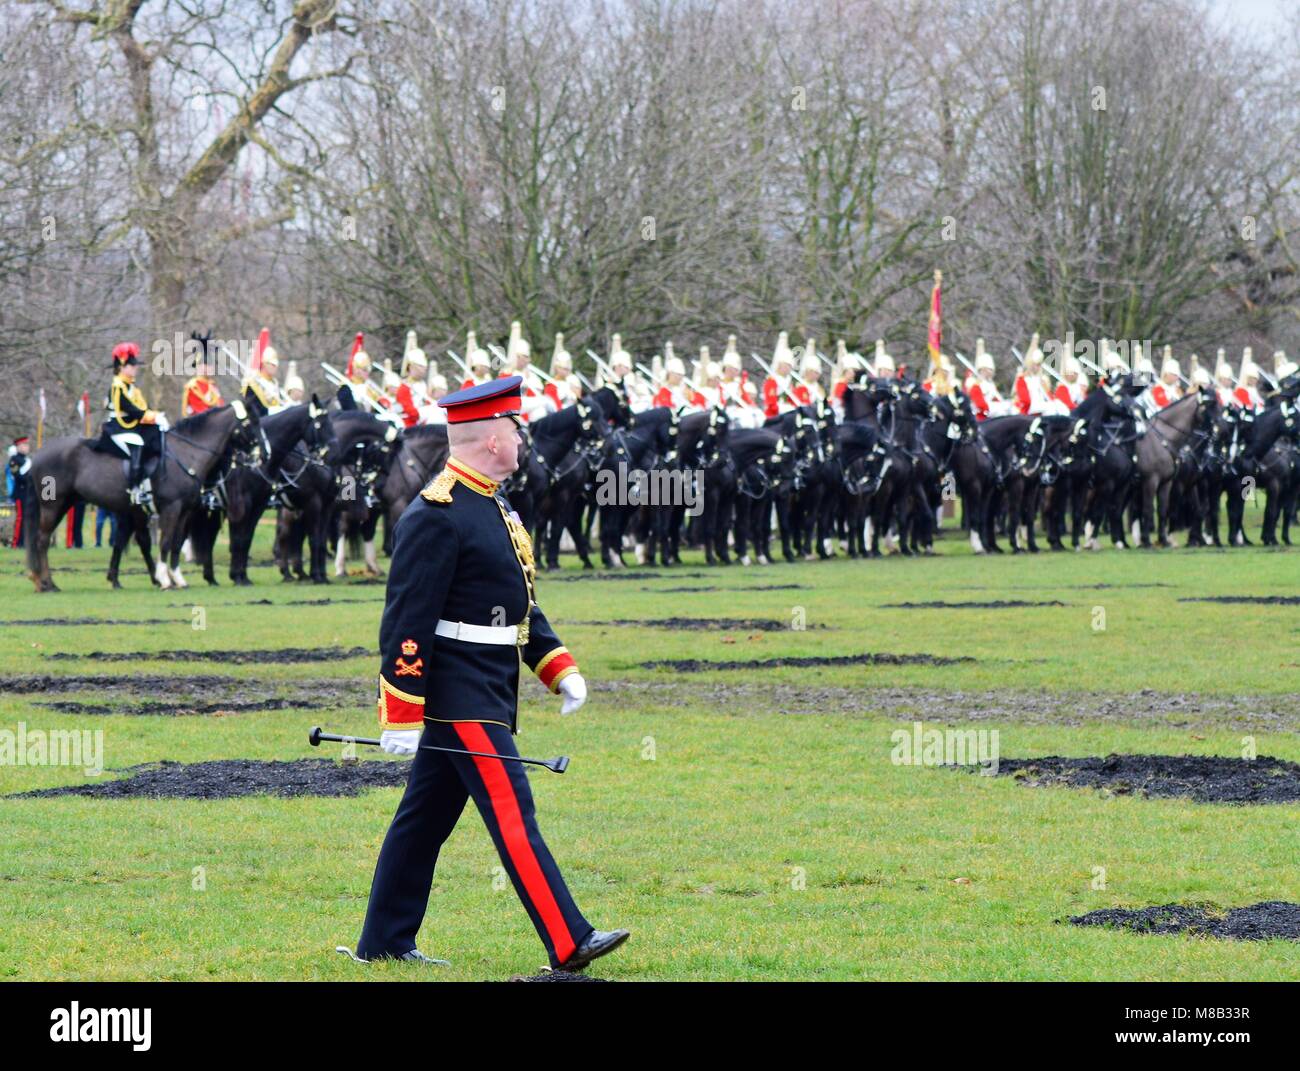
top-left (305, 395), bottom-right (333, 459)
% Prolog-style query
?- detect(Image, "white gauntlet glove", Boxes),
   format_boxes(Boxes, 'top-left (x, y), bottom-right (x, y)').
top-left (558, 674), bottom-right (587, 715)
top-left (379, 729), bottom-right (421, 756)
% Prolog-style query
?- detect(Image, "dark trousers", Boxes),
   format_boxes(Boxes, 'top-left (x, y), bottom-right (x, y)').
top-left (95, 507), bottom-right (118, 547)
top-left (357, 719), bottom-right (593, 967)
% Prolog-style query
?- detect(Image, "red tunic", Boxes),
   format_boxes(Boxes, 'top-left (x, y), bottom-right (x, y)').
top-left (183, 376), bottom-right (223, 416)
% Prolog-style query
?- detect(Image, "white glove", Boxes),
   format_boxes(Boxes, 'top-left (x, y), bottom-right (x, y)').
top-left (379, 729), bottom-right (421, 756)
top-left (558, 674), bottom-right (587, 715)
top-left (154, 412), bottom-right (171, 431)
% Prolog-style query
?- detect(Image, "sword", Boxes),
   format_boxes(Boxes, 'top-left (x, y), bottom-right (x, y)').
top-left (953, 350), bottom-right (978, 377)
top-left (308, 726), bottom-right (569, 774)
top-left (444, 349), bottom-right (469, 376)
top-left (750, 352), bottom-right (804, 408)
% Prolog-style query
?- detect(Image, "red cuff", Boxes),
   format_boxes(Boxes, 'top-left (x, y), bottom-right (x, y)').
top-left (378, 676), bottom-right (425, 728)
top-left (534, 648), bottom-right (578, 693)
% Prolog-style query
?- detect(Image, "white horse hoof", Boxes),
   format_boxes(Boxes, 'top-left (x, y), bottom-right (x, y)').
top-left (154, 562), bottom-right (172, 589)
top-left (170, 567), bottom-right (187, 589)
top-left (740, 555), bottom-right (752, 566)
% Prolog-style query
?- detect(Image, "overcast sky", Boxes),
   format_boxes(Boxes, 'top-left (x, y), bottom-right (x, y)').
top-left (1206, 0), bottom-right (1292, 35)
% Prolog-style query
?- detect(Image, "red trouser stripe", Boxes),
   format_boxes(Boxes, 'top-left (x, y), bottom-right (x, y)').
top-left (453, 721), bottom-right (576, 963)
top-left (12, 501), bottom-right (22, 548)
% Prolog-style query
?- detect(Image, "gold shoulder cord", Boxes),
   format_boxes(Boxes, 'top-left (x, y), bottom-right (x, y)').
top-left (421, 468), bottom-right (457, 503)
top-left (498, 499), bottom-right (536, 646)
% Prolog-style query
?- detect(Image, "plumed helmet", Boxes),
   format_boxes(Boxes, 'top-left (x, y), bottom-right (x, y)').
top-left (610, 333), bottom-right (632, 370)
top-left (722, 349), bottom-right (742, 371)
top-left (402, 330), bottom-right (427, 377)
top-left (284, 360), bottom-right (304, 394)
top-left (261, 345), bottom-right (280, 369)
top-left (1024, 332), bottom-right (1042, 365)
top-left (975, 338), bottom-right (995, 372)
top-left (705, 361), bottom-right (722, 382)
top-left (1161, 357), bottom-right (1181, 378)
top-left (350, 349), bottom-right (369, 372)
top-left (430, 373), bottom-right (449, 392)
top-left (1240, 361), bottom-right (1258, 383)
top-left (382, 359), bottom-right (400, 390)
top-left (1192, 366), bottom-right (1211, 387)
top-left (1215, 361), bottom-right (1233, 382)
top-left (665, 355), bottom-right (686, 377)
top-left (112, 341), bottom-right (141, 367)
top-left (800, 350), bottom-right (821, 374)
top-left (551, 333), bottom-right (572, 372)
top-left (1062, 355), bottom-right (1081, 377)
top-left (876, 351), bottom-right (896, 373)
top-left (723, 334), bottom-right (740, 361)
top-left (1275, 359), bottom-right (1298, 379)
top-left (772, 332), bottom-right (794, 368)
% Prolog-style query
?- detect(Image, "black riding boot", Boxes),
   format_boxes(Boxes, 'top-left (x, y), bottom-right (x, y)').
top-left (127, 444), bottom-right (155, 512)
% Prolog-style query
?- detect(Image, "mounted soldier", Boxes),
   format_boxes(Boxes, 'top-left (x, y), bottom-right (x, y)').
top-left (968, 341), bottom-right (1008, 421)
top-left (243, 328), bottom-right (285, 416)
top-left (503, 320), bottom-right (545, 399)
top-left (653, 346), bottom-right (692, 409)
top-left (1013, 334), bottom-right (1054, 415)
top-left (182, 335), bottom-right (223, 416)
top-left (1214, 350), bottom-right (1236, 408)
top-left (461, 331), bottom-right (493, 390)
top-left (794, 338), bottom-right (825, 404)
top-left (283, 361), bottom-right (306, 405)
top-left (762, 332), bottom-right (797, 417)
top-left (103, 342), bottom-right (168, 510)
top-left (344, 333), bottom-right (376, 412)
top-left (395, 330), bottom-right (431, 427)
top-left (1151, 347), bottom-right (1183, 409)
top-left (1234, 350), bottom-right (1265, 411)
top-left (720, 336), bottom-right (760, 427)
top-left (872, 338), bottom-right (895, 380)
top-left (1054, 355), bottom-right (1088, 409)
top-left (544, 333), bottom-right (581, 411)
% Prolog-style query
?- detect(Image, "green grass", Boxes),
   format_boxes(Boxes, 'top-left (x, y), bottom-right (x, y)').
top-left (1, 519), bottom-right (1297, 980)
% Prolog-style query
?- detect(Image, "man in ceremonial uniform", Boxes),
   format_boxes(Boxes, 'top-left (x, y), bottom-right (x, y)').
top-left (968, 345), bottom-right (1008, 421)
top-left (6, 436), bottom-right (32, 547)
top-left (1013, 335), bottom-right (1053, 416)
top-left (283, 361), bottom-right (306, 404)
top-left (243, 335), bottom-right (284, 415)
top-left (1150, 349), bottom-right (1183, 409)
top-left (653, 351), bottom-right (692, 409)
top-left (103, 342), bottom-right (168, 509)
top-left (343, 333), bottom-right (377, 412)
top-left (794, 340), bottom-right (825, 404)
top-left (762, 332), bottom-right (796, 417)
top-left (1234, 352), bottom-right (1264, 411)
top-left (182, 344), bottom-right (223, 416)
top-left (1053, 356), bottom-right (1088, 409)
top-left (461, 332), bottom-right (493, 390)
top-left (544, 334), bottom-right (581, 411)
top-left (1213, 351), bottom-right (1236, 408)
top-left (348, 375), bottom-right (628, 972)
top-left (395, 331), bottom-right (431, 427)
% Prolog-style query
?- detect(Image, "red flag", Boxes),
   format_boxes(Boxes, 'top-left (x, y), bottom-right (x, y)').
top-left (251, 327), bottom-right (271, 374)
top-left (346, 332), bottom-right (365, 379)
top-left (927, 269), bottom-right (943, 370)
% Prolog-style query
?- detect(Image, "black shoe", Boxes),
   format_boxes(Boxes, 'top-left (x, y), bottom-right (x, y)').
top-left (556, 929), bottom-right (629, 972)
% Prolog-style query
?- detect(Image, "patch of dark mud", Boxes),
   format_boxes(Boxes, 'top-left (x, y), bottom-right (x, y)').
top-left (511, 971), bottom-right (609, 982)
top-left (641, 652), bottom-right (973, 672)
top-left (881, 600), bottom-right (1067, 609)
top-left (0, 617), bottom-right (176, 626)
top-left (550, 571), bottom-right (707, 582)
top-left (985, 753), bottom-right (1300, 804)
top-left (8, 759), bottom-right (408, 800)
top-left (49, 646), bottom-right (371, 664)
top-left (1179, 596), bottom-right (1300, 606)
top-left (0, 673), bottom-right (242, 695)
top-left (35, 695), bottom-right (343, 717)
top-left (1067, 901), bottom-right (1300, 941)
top-left (588, 681), bottom-right (1300, 733)
top-left (579, 617), bottom-right (826, 632)
top-left (648, 583), bottom-right (803, 594)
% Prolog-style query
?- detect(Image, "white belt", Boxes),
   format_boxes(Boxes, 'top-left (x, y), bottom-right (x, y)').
top-left (435, 619), bottom-right (518, 646)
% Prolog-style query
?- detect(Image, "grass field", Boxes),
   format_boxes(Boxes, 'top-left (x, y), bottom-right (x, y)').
top-left (1, 517), bottom-right (1297, 981)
